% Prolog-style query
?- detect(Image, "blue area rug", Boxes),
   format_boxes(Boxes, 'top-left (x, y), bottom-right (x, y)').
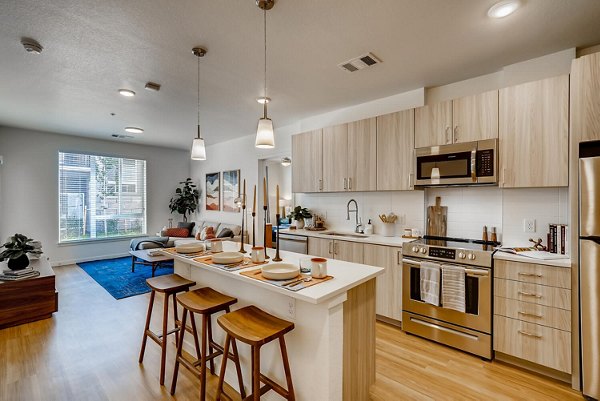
top-left (77, 257), bottom-right (174, 300)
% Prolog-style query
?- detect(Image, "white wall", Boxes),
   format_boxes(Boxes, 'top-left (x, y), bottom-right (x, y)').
top-left (0, 126), bottom-right (190, 265)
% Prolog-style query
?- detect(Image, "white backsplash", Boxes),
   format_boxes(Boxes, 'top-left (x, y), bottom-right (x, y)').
top-left (296, 186), bottom-right (569, 249)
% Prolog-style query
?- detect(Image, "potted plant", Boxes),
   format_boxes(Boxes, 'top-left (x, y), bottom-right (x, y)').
top-left (169, 178), bottom-right (200, 222)
top-left (0, 234), bottom-right (43, 270)
top-left (287, 206), bottom-right (312, 229)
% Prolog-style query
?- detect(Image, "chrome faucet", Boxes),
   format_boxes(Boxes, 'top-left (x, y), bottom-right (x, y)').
top-left (346, 199), bottom-right (363, 233)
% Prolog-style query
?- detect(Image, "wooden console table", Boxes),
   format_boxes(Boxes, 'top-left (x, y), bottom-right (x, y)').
top-left (0, 258), bottom-right (58, 329)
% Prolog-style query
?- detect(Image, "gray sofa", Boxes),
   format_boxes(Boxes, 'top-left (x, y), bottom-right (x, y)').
top-left (131, 220), bottom-right (245, 250)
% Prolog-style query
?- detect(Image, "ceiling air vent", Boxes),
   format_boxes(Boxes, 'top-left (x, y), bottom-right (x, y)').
top-left (338, 52), bottom-right (381, 73)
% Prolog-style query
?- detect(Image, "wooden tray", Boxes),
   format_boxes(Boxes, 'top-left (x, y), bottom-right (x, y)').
top-left (240, 269), bottom-right (333, 292)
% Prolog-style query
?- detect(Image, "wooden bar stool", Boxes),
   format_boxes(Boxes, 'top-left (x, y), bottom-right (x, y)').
top-left (216, 305), bottom-right (295, 401)
top-left (171, 287), bottom-right (246, 401)
top-left (138, 274), bottom-right (195, 385)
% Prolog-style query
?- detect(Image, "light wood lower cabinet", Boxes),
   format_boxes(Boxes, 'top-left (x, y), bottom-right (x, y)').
top-left (307, 237), bottom-right (363, 263)
top-left (493, 259), bottom-right (572, 374)
top-left (494, 315), bottom-right (571, 374)
top-left (363, 244), bottom-right (402, 321)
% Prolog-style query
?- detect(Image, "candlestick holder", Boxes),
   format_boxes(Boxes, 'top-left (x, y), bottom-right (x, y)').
top-left (273, 213), bottom-right (282, 261)
top-left (263, 205), bottom-right (270, 259)
top-left (238, 202), bottom-right (247, 254)
top-left (252, 212), bottom-right (256, 247)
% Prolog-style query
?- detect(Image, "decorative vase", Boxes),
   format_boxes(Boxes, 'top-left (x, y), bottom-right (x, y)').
top-left (295, 219), bottom-right (305, 229)
top-left (7, 254), bottom-right (29, 270)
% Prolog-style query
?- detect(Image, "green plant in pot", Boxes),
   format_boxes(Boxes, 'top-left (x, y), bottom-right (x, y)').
top-left (0, 234), bottom-right (43, 271)
top-left (287, 206), bottom-right (312, 229)
top-left (169, 178), bottom-right (200, 222)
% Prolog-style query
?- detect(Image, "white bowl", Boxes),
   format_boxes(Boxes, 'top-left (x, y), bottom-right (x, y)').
top-left (212, 251), bottom-right (244, 264)
top-left (261, 263), bottom-right (300, 280)
top-left (175, 243), bottom-right (205, 254)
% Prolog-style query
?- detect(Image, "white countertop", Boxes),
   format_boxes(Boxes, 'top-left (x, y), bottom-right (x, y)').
top-left (162, 241), bottom-right (384, 305)
top-left (494, 251), bottom-right (572, 268)
top-left (279, 228), bottom-right (415, 248)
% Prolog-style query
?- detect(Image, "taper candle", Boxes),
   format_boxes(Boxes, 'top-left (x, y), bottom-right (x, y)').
top-left (276, 185), bottom-right (280, 213)
top-left (263, 177), bottom-right (267, 205)
top-left (242, 179), bottom-right (246, 206)
top-left (252, 185), bottom-right (257, 213)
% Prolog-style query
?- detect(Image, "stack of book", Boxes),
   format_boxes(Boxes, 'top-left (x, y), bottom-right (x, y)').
top-left (0, 267), bottom-right (41, 281)
top-left (548, 224), bottom-right (568, 254)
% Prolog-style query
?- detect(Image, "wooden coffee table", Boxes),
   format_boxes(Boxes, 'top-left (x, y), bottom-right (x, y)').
top-left (129, 249), bottom-right (174, 277)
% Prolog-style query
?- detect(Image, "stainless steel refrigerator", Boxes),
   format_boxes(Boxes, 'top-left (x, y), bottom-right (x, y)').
top-left (579, 140), bottom-right (600, 400)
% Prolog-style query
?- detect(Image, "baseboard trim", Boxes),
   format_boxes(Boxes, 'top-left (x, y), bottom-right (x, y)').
top-left (51, 252), bottom-right (130, 267)
top-left (494, 352), bottom-right (572, 383)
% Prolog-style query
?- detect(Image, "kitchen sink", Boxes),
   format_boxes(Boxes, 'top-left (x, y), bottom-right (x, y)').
top-left (322, 232), bottom-right (370, 239)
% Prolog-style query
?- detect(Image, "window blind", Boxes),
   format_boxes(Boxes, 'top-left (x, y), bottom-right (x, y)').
top-left (58, 152), bottom-right (147, 243)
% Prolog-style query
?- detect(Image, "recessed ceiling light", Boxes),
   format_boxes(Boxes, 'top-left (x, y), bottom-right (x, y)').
top-left (487, 0), bottom-right (521, 18)
top-left (124, 127), bottom-right (143, 134)
top-left (118, 89), bottom-right (136, 97)
top-left (256, 97), bottom-right (271, 104)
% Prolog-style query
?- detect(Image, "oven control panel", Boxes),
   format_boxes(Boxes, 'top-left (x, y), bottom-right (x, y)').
top-left (428, 247), bottom-right (456, 260)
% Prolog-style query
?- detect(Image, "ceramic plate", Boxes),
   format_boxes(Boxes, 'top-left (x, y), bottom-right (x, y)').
top-left (175, 243), bottom-right (205, 254)
top-left (261, 263), bottom-right (300, 280)
top-left (211, 251), bottom-right (244, 264)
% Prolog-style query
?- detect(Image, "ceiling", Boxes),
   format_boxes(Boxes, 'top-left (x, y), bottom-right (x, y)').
top-left (1, 0), bottom-right (600, 150)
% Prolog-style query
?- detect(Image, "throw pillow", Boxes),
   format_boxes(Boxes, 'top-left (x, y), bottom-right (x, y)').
top-left (163, 227), bottom-right (189, 238)
top-left (199, 226), bottom-right (216, 240)
top-left (217, 228), bottom-right (234, 238)
top-left (177, 221), bottom-right (195, 234)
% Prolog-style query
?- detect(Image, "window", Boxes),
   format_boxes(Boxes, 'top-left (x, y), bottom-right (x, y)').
top-left (58, 152), bottom-right (147, 243)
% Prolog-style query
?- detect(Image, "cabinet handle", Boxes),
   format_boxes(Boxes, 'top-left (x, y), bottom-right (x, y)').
top-left (518, 330), bottom-right (542, 339)
top-left (348, 177), bottom-right (352, 190)
top-left (319, 179), bottom-right (323, 191)
top-left (334, 242), bottom-right (339, 255)
top-left (328, 241), bottom-right (333, 255)
top-left (445, 126), bottom-right (451, 143)
top-left (518, 311), bottom-right (543, 318)
top-left (343, 178), bottom-right (347, 190)
top-left (501, 168), bottom-right (506, 187)
top-left (518, 291), bottom-right (542, 298)
top-left (453, 126), bottom-right (458, 142)
top-left (408, 173), bottom-right (414, 188)
top-left (397, 251), bottom-right (402, 265)
top-left (518, 272), bottom-right (542, 278)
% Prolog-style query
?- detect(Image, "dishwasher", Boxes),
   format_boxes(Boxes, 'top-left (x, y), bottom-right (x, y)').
top-left (278, 233), bottom-right (308, 254)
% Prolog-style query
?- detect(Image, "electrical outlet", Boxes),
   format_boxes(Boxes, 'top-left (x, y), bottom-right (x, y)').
top-left (523, 218), bottom-right (536, 233)
top-left (287, 298), bottom-right (296, 319)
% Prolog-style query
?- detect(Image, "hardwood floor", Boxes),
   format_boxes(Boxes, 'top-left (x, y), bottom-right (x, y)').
top-left (0, 264), bottom-right (583, 401)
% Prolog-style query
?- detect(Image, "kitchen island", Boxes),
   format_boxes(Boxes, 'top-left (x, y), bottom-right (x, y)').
top-left (167, 241), bottom-right (383, 401)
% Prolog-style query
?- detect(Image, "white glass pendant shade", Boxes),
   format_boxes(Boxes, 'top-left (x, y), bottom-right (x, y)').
top-left (255, 117), bottom-right (275, 148)
top-left (191, 135), bottom-right (206, 160)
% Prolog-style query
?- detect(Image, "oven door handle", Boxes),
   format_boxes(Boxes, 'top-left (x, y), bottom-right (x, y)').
top-left (402, 258), bottom-right (422, 267)
top-left (471, 149), bottom-right (477, 182)
top-left (465, 268), bottom-right (489, 277)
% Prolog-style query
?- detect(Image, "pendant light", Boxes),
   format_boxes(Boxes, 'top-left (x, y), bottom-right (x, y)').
top-left (255, 0), bottom-right (275, 149)
top-left (191, 47), bottom-right (207, 160)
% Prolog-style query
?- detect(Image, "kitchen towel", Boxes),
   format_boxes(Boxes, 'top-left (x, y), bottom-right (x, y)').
top-left (441, 264), bottom-right (466, 313)
top-left (420, 262), bottom-right (441, 306)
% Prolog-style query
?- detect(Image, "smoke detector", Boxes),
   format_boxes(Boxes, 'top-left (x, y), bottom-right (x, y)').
top-left (21, 38), bottom-right (43, 54)
top-left (111, 134), bottom-right (134, 139)
top-left (338, 52), bottom-right (381, 73)
top-left (145, 82), bottom-right (161, 92)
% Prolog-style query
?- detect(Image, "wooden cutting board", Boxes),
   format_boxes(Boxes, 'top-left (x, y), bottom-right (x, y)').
top-left (427, 196), bottom-right (447, 237)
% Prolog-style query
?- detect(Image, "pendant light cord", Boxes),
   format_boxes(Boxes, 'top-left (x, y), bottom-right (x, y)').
top-left (197, 54), bottom-right (201, 138)
top-left (263, 8), bottom-right (268, 118)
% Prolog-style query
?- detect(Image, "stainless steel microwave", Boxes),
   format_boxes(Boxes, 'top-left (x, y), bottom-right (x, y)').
top-left (414, 139), bottom-right (498, 187)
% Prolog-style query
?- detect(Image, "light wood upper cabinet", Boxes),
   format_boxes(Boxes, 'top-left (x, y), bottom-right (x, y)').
top-left (499, 75), bottom-right (569, 188)
top-left (348, 118), bottom-right (377, 192)
top-left (571, 52), bottom-right (600, 143)
top-left (452, 90), bottom-right (499, 143)
top-left (322, 124), bottom-right (348, 192)
top-left (415, 100), bottom-right (452, 148)
top-left (364, 244), bottom-right (402, 320)
top-left (292, 129), bottom-right (323, 193)
top-left (376, 110), bottom-right (415, 191)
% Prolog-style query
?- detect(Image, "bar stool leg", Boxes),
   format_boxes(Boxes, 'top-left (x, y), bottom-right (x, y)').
top-left (252, 345), bottom-right (261, 401)
top-left (200, 314), bottom-right (208, 401)
top-left (207, 316), bottom-right (216, 374)
top-left (230, 337), bottom-right (246, 399)
top-left (215, 334), bottom-right (230, 401)
top-left (159, 292), bottom-right (170, 385)
top-left (279, 336), bottom-right (295, 400)
top-left (139, 290), bottom-right (155, 363)
top-left (190, 311), bottom-right (202, 360)
top-left (170, 308), bottom-right (188, 395)
top-left (172, 293), bottom-right (179, 348)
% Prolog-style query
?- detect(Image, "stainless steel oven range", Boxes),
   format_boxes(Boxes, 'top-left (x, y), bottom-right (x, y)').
top-left (402, 235), bottom-right (498, 359)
